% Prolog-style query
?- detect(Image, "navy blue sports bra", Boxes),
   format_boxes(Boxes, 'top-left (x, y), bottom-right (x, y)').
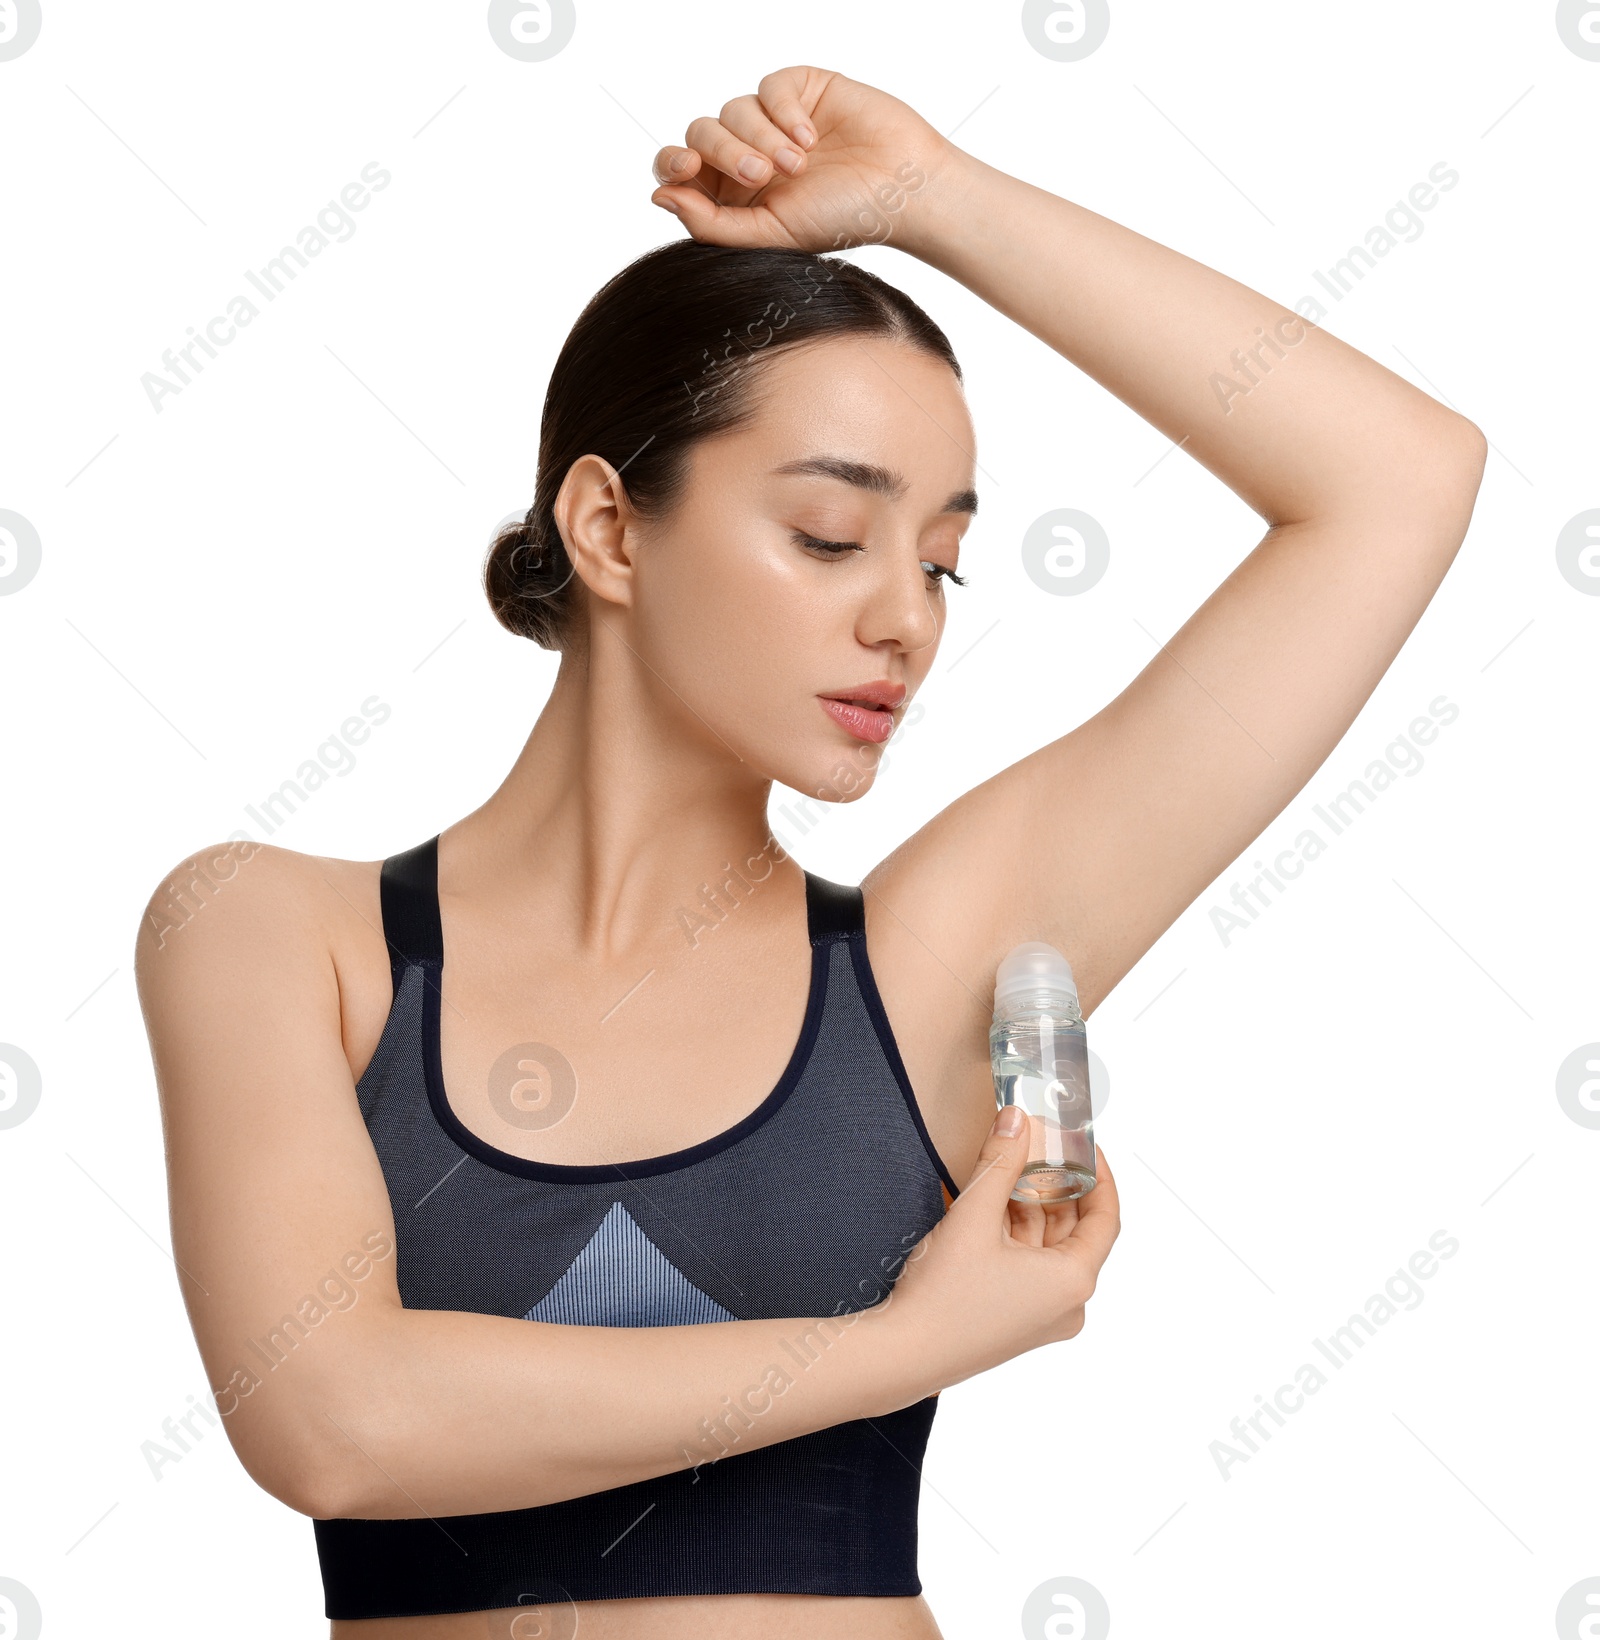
top-left (313, 836), bottom-right (961, 1621)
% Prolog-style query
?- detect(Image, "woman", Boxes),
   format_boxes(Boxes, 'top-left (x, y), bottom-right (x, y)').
top-left (136, 65), bottom-right (1485, 1639)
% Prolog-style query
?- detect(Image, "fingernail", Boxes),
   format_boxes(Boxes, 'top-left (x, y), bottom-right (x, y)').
top-left (737, 155), bottom-right (768, 182)
top-left (773, 147), bottom-right (802, 175)
top-left (668, 152), bottom-right (690, 174)
top-left (994, 1105), bottom-right (1024, 1137)
top-left (653, 197), bottom-right (680, 217)
top-left (792, 122), bottom-right (815, 148)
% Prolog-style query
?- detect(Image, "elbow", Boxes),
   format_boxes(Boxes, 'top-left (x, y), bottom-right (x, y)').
top-left (1444, 413), bottom-right (1488, 490)
top-left (1382, 411), bottom-right (1488, 544)
top-left (275, 1452), bottom-right (376, 1522)
top-left (237, 1439), bottom-right (351, 1522)
top-left (1288, 412), bottom-right (1489, 537)
top-left (231, 1408), bottom-right (384, 1520)
top-left (1431, 412), bottom-right (1488, 505)
top-left (223, 1316), bottom-right (414, 1519)
top-left (1432, 414), bottom-right (1489, 546)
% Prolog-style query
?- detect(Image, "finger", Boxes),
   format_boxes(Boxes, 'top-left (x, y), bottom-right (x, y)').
top-left (1075, 1145), bottom-right (1119, 1227)
top-left (1051, 1148), bottom-right (1120, 1274)
top-left (719, 93), bottom-right (807, 178)
top-left (1091, 1144), bottom-right (1117, 1206)
top-left (649, 141), bottom-right (748, 238)
top-left (1008, 1192), bottom-right (1046, 1249)
top-left (651, 145), bottom-right (702, 188)
top-left (953, 1106), bottom-right (1034, 1233)
top-left (649, 182), bottom-right (785, 249)
top-left (683, 113), bottom-right (782, 190)
top-left (756, 64), bottom-right (825, 149)
top-left (1039, 1190), bottom-right (1083, 1249)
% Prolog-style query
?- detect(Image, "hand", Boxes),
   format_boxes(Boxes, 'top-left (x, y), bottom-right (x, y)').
top-left (886, 1108), bottom-right (1121, 1387)
top-left (648, 65), bottom-right (961, 257)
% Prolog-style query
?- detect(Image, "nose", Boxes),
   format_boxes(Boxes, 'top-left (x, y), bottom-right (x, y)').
top-left (856, 542), bottom-right (941, 656)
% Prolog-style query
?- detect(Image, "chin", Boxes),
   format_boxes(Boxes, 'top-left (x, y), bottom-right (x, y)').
top-left (788, 741), bottom-right (886, 804)
top-left (742, 710), bottom-right (891, 806)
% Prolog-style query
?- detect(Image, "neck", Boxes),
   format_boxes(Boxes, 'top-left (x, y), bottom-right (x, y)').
top-left (442, 622), bottom-right (797, 957)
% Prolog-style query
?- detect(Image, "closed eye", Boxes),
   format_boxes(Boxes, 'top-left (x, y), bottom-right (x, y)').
top-left (921, 560), bottom-right (968, 588)
top-left (791, 531), bottom-right (967, 589)
top-left (792, 531), bottom-right (862, 558)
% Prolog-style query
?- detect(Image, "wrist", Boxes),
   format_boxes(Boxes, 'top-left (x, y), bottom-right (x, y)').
top-left (849, 1285), bottom-right (945, 1412)
top-left (896, 141), bottom-right (990, 265)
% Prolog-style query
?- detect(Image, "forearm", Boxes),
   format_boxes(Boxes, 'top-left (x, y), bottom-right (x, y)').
top-left (309, 1295), bottom-right (936, 1520)
top-left (909, 146), bottom-right (1478, 525)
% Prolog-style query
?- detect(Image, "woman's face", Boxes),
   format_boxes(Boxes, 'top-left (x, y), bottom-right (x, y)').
top-left (625, 334), bottom-right (977, 804)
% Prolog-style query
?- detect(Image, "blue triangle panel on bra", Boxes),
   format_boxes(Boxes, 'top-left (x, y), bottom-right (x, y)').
top-left (523, 1200), bottom-right (737, 1328)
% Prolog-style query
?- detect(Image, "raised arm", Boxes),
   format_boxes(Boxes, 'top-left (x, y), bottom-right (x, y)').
top-left (134, 843), bottom-right (1117, 1519)
top-left (872, 140), bottom-right (1486, 1018)
top-left (647, 65), bottom-right (1486, 1032)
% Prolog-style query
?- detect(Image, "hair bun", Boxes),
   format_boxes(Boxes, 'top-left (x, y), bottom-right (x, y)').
top-left (484, 517), bottom-right (572, 643)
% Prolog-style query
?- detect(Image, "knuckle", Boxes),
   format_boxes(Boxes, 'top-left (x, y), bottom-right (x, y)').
top-left (1067, 1265), bottom-right (1097, 1304)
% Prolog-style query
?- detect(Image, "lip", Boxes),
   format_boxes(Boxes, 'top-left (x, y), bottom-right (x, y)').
top-left (819, 698), bottom-right (897, 743)
top-left (818, 680), bottom-right (905, 745)
top-left (819, 680), bottom-right (907, 710)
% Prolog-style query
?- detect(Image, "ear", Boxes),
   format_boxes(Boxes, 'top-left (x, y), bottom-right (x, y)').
top-left (553, 453), bottom-right (639, 614)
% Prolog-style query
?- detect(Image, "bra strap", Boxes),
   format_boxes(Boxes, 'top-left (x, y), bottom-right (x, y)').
top-left (804, 870), bottom-right (863, 945)
top-left (379, 835), bottom-right (443, 990)
top-left (381, 844), bottom-right (856, 975)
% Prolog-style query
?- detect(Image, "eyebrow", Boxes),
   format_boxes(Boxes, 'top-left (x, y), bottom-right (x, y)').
top-left (770, 455), bottom-right (978, 518)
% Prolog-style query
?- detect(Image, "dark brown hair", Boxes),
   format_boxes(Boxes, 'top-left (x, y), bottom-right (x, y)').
top-left (484, 238), bottom-right (962, 649)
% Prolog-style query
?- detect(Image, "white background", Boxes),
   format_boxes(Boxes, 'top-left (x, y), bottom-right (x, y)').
top-left (3, 1), bottom-right (1597, 1635)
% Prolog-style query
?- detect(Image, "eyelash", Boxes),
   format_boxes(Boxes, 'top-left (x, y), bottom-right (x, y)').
top-left (791, 532), bottom-right (968, 588)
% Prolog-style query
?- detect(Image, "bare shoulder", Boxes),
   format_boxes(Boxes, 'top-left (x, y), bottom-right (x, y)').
top-left (134, 840), bottom-right (380, 979)
top-left (133, 841), bottom-right (391, 1078)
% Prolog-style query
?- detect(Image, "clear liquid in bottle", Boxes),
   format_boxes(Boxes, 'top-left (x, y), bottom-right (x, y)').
top-left (990, 942), bottom-right (1097, 1203)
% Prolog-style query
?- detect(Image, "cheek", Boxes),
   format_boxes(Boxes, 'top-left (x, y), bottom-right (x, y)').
top-left (715, 576), bottom-right (820, 710)
top-left (641, 529), bottom-right (818, 679)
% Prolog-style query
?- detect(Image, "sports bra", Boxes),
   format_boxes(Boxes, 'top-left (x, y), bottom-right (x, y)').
top-left (313, 836), bottom-right (962, 1621)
